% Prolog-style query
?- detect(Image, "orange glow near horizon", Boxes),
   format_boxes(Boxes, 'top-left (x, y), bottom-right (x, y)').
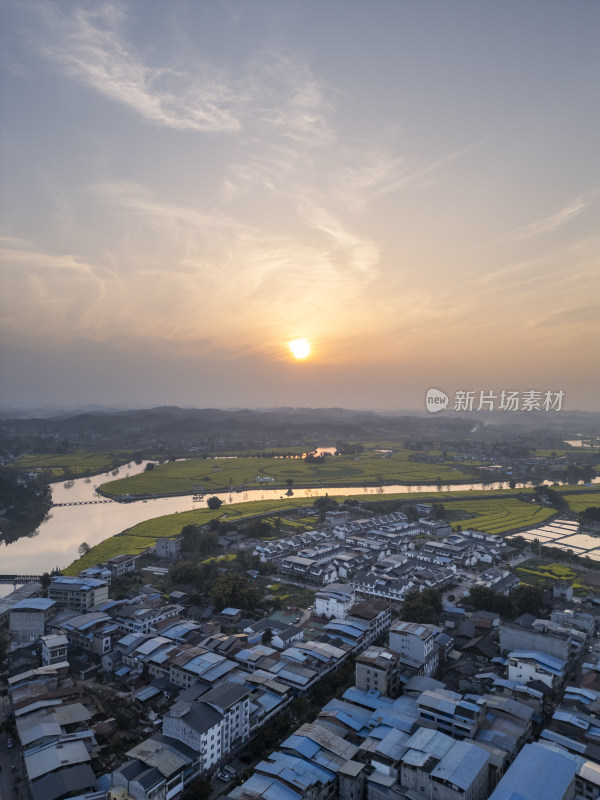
top-left (289, 338), bottom-right (311, 360)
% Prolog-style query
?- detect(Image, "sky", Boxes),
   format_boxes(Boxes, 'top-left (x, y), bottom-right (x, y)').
top-left (1, 0), bottom-right (599, 413)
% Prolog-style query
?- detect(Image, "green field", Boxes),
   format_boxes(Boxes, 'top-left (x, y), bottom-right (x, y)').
top-left (62, 497), bottom-right (314, 575)
top-left (561, 492), bottom-right (600, 514)
top-left (515, 559), bottom-right (588, 593)
top-left (63, 483), bottom-right (574, 576)
top-left (444, 498), bottom-right (556, 534)
top-left (97, 449), bottom-right (481, 498)
top-left (15, 450), bottom-right (139, 480)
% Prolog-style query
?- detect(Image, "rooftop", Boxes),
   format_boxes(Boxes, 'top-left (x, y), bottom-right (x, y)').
top-left (201, 681), bottom-right (250, 710)
top-left (488, 742), bottom-right (578, 800)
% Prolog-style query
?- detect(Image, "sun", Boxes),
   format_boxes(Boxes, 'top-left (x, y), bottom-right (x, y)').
top-left (289, 338), bottom-right (311, 360)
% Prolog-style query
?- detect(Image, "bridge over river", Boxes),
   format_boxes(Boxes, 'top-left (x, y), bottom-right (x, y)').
top-left (52, 499), bottom-right (115, 507)
top-left (0, 574), bottom-right (43, 585)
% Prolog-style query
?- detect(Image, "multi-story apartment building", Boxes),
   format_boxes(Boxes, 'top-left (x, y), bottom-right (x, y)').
top-left (314, 583), bottom-right (356, 619)
top-left (417, 688), bottom-right (487, 739)
top-left (48, 576), bottom-right (109, 612)
top-left (41, 634), bottom-right (68, 666)
top-left (389, 620), bottom-right (440, 677)
top-left (201, 682), bottom-right (251, 754)
top-left (355, 646), bottom-right (402, 697)
top-left (163, 700), bottom-right (224, 772)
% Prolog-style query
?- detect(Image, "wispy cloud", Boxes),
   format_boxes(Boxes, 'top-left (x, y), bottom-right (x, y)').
top-left (31, 2), bottom-right (244, 132)
top-left (501, 192), bottom-right (598, 241)
top-left (28, 2), bottom-right (338, 143)
top-left (7, 180), bottom-right (377, 353)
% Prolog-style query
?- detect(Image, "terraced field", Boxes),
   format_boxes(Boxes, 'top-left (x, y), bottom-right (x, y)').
top-left (446, 498), bottom-right (556, 534)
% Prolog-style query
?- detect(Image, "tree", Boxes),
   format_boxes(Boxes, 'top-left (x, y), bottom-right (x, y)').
top-left (210, 573), bottom-right (260, 610)
top-left (511, 584), bottom-right (544, 617)
top-left (313, 494), bottom-right (338, 513)
top-left (401, 588), bottom-right (442, 624)
top-left (183, 777), bottom-right (212, 800)
top-left (467, 585), bottom-right (513, 618)
top-left (207, 496), bottom-right (223, 510)
top-left (169, 560), bottom-right (201, 585)
top-left (78, 542), bottom-right (91, 556)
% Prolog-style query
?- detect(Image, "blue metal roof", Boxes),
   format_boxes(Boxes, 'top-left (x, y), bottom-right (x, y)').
top-left (257, 752), bottom-right (334, 789)
top-left (431, 740), bottom-right (489, 791)
top-left (282, 735), bottom-right (320, 760)
top-left (234, 774), bottom-right (301, 800)
top-left (342, 687), bottom-right (394, 711)
top-left (509, 651), bottom-right (566, 674)
top-left (488, 743), bottom-right (578, 800)
top-left (540, 729), bottom-right (587, 754)
top-left (12, 598), bottom-right (55, 611)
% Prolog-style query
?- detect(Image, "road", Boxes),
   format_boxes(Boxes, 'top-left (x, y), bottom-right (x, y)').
top-left (0, 694), bottom-right (28, 800)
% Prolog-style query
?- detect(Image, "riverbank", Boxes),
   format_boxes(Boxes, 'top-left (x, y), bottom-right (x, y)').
top-left (96, 451), bottom-right (483, 498)
top-left (62, 489), bottom-right (569, 575)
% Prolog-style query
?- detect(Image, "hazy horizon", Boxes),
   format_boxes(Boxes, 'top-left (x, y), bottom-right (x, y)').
top-left (1, 1), bottom-right (599, 412)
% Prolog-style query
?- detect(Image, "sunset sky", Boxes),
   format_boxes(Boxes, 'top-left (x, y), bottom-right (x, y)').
top-left (1, 1), bottom-right (599, 412)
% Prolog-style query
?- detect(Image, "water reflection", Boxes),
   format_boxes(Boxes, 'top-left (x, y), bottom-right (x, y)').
top-left (1, 458), bottom-right (598, 597)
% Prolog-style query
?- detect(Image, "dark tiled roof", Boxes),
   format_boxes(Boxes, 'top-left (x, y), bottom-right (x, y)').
top-left (201, 681), bottom-right (250, 710)
top-left (31, 765), bottom-right (96, 800)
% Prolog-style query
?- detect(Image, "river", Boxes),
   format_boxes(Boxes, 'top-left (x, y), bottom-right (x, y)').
top-left (1, 460), bottom-right (598, 597)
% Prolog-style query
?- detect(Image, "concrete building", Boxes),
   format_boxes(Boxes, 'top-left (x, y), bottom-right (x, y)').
top-left (500, 618), bottom-right (572, 662)
top-left (507, 650), bottom-right (567, 692)
top-left (155, 536), bottom-right (182, 560)
top-left (41, 634), bottom-right (68, 666)
top-left (115, 603), bottom-right (181, 635)
top-left (106, 553), bottom-right (140, 578)
top-left (162, 700), bottom-right (223, 772)
top-left (348, 599), bottom-right (392, 641)
top-left (373, 727), bottom-right (491, 800)
top-left (314, 583), bottom-right (356, 619)
top-left (417, 688), bottom-right (487, 740)
top-left (0, 581), bottom-right (43, 635)
top-left (389, 620), bottom-right (440, 677)
top-left (48, 576), bottom-right (109, 612)
top-left (9, 597), bottom-right (55, 644)
top-left (201, 681), bottom-right (251, 754)
top-left (355, 647), bottom-right (402, 698)
top-left (272, 625), bottom-right (304, 650)
top-left (488, 741), bottom-right (579, 800)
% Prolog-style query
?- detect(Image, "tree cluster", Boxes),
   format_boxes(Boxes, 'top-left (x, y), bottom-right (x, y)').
top-left (313, 494), bottom-right (338, 513)
top-left (334, 442), bottom-right (364, 455)
top-left (533, 485), bottom-right (567, 511)
top-left (180, 525), bottom-right (219, 557)
top-left (580, 506), bottom-right (600, 524)
top-left (401, 588), bottom-right (442, 624)
top-left (0, 466), bottom-right (51, 530)
top-left (210, 572), bottom-right (261, 611)
top-left (466, 583), bottom-right (545, 618)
